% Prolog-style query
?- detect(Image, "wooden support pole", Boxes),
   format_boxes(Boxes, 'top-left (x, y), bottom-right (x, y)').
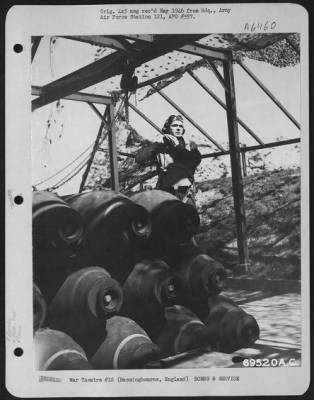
top-left (205, 59), bottom-right (229, 93)
top-left (223, 60), bottom-right (249, 271)
top-left (241, 148), bottom-right (247, 177)
top-left (79, 107), bottom-right (109, 192)
top-left (108, 103), bottom-right (120, 191)
top-left (187, 69), bottom-right (264, 145)
top-left (237, 59), bottom-right (301, 130)
top-left (150, 84), bottom-right (226, 152)
top-left (128, 102), bottom-right (163, 134)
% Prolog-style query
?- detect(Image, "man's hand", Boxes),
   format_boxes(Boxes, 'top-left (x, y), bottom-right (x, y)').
top-left (163, 134), bottom-right (180, 147)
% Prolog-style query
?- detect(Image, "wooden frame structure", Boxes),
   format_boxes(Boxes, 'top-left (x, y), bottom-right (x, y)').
top-left (31, 35), bottom-right (301, 271)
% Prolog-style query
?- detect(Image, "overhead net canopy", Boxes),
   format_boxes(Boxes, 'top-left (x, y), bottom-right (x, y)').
top-left (32, 33), bottom-right (300, 100)
top-left (31, 33), bottom-right (300, 193)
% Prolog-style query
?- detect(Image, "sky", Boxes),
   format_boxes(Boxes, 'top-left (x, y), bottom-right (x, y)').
top-left (31, 36), bottom-right (301, 195)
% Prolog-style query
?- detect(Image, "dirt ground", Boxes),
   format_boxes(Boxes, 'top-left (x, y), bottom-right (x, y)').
top-left (169, 288), bottom-right (301, 369)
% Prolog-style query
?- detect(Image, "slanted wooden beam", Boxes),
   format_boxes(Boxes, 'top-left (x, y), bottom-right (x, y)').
top-left (134, 34), bottom-right (207, 65)
top-left (62, 35), bottom-right (129, 51)
top-left (187, 70), bottom-right (264, 145)
top-left (32, 85), bottom-right (113, 105)
top-left (123, 34), bottom-right (229, 61)
top-left (137, 67), bottom-right (184, 90)
top-left (201, 137), bottom-right (300, 158)
top-left (150, 84), bottom-right (226, 152)
top-left (223, 59), bottom-right (249, 270)
top-left (31, 36), bottom-right (42, 62)
top-left (32, 34), bottom-right (206, 111)
top-left (32, 50), bottom-right (126, 111)
top-left (205, 59), bottom-right (229, 93)
top-left (111, 65), bottom-right (185, 98)
top-left (79, 107), bottom-right (109, 192)
top-left (128, 103), bottom-right (163, 134)
top-left (122, 34), bottom-right (155, 42)
top-left (108, 103), bottom-right (120, 191)
top-left (285, 37), bottom-right (300, 55)
top-left (237, 59), bottom-right (301, 130)
top-left (88, 103), bottom-right (109, 123)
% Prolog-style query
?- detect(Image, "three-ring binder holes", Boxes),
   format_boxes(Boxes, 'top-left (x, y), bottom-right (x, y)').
top-left (14, 347), bottom-right (23, 357)
top-left (13, 44), bottom-right (23, 53)
top-left (14, 195), bottom-right (24, 205)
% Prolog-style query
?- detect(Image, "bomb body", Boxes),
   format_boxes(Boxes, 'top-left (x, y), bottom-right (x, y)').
top-left (131, 190), bottom-right (200, 254)
top-left (120, 258), bottom-right (177, 340)
top-left (64, 190), bottom-right (152, 284)
top-left (157, 240), bottom-right (227, 320)
top-left (32, 191), bottom-right (83, 302)
top-left (48, 266), bottom-right (123, 357)
top-left (34, 328), bottom-right (92, 370)
top-left (156, 305), bottom-right (211, 357)
top-left (90, 316), bottom-right (160, 369)
top-left (204, 295), bottom-right (260, 352)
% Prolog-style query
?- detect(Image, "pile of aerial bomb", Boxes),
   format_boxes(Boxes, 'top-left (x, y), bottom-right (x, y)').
top-left (33, 189), bottom-right (260, 371)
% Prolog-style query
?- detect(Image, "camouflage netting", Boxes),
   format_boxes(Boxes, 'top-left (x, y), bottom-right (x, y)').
top-left (234, 34), bottom-right (300, 67)
top-left (86, 33), bottom-right (300, 100)
top-left (80, 33), bottom-right (300, 192)
top-left (84, 119), bottom-right (160, 193)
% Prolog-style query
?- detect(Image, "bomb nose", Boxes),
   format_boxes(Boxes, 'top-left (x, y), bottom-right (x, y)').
top-left (103, 294), bottom-right (112, 306)
top-left (160, 278), bottom-right (178, 306)
top-left (213, 270), bottom-right (226, 291)
top-left (166, 283), bottom-right (177, 305)
top-left (205, 265), bottom-right (227, 296)
top-left (243, 317), bottom-right (260, 345)
top-left (96, 284), bottom-right (123, 319)
top-left (57, 213), bottom-right (83, 245)
top-left (131, 211), bottom-right (152, 239)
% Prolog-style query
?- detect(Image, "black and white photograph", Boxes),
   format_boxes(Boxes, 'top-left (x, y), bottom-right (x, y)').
top-left (5, 3), bottom-right (310, 397)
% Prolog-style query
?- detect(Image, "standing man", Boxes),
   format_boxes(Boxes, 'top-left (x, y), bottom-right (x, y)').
top-left (136, 115), bottom-right (202, 204)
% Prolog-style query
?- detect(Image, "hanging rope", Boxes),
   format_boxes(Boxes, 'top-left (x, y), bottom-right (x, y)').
top-left (39, 93), bottom-right (128, 192)
top-left (50, 154), bottom-right (91, 191)
top-left (34, 141), bottom-right (95, 187)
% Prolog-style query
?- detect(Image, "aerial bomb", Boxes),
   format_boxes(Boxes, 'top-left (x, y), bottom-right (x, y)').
top-left (176, 253), bottom-right (227, 320)
top-left (34, 328), bottom-right (92, 370)
top-left (32, 190), bottom-right (83, 302)
top-left (64, 190), bottom-right (152, 283)
top-left (90, 316), bottom-right (160, 369)
top-left (155, 240), bottom-right (227, 320)
top-left (33, 191), bottom-right (83, 248)
top-left (131, 190), bottom-right (200, 249)
top-left (204, 295), bottom-right (260, 353)
top-left (179, 253), bottom-right (226, 296)
top-left (120, 258), bottom-right (177, 340)
top-left (156, 305), bottom-right (211, 358)
top-left (48, 267), bottom-right (123, 357)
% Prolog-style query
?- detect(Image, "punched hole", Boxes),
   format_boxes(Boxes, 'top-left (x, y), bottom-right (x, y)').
top-left (14, 347), bottom-right (23, 357)
top-left (14, 195), bottom-right (24, 205)
top-left (13, 44), bottom-right (23, 53)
